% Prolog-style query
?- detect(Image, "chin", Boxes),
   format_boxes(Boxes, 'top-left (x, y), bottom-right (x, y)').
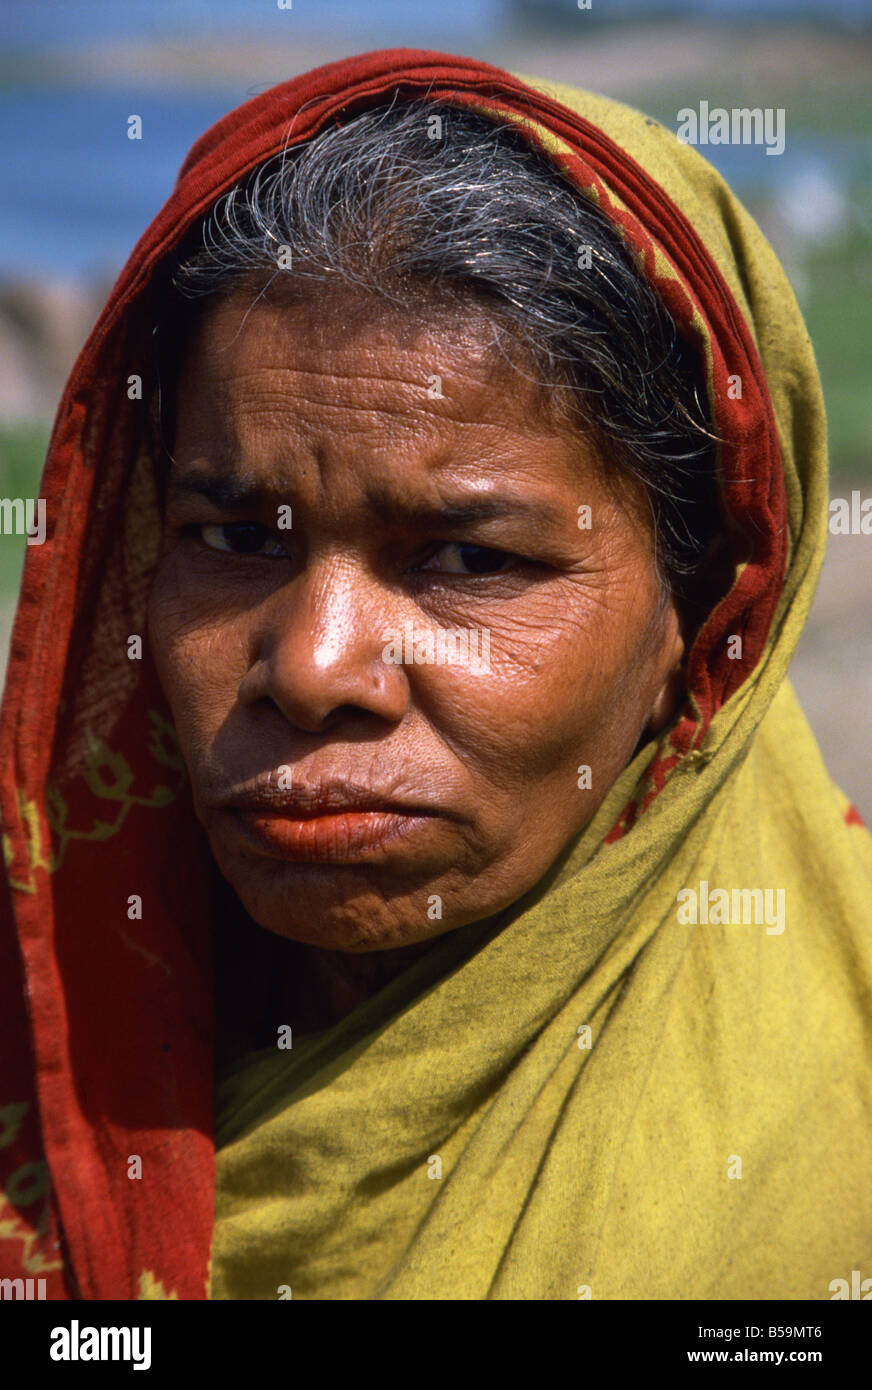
top-left (214, 848), bottom-right (452, 952)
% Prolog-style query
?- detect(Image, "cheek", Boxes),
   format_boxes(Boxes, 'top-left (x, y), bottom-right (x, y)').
top-left (146, 561), bottom-right (249, 746)
top-left (410, 583), bottom-right (661, 793)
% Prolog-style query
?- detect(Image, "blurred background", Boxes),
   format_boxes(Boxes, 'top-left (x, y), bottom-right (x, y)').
top-left (1, 0), bottom-right (870, 813)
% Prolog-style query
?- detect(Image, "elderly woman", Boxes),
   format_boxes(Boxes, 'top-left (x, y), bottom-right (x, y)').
top-left (1, 49), bottom-right (870, 1302)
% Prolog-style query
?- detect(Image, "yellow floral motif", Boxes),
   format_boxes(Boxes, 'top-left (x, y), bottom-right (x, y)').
top-left (0, 1102), bottom-right (63, 1274)
top-left (0, 1102), bottom-right (29, 1152)
top-left (147, 710), bottom-right (186, 772)
top-left (3, 711), bottom-right (186, 894)
top-left (138, 1270), bottom-right (179, 1300)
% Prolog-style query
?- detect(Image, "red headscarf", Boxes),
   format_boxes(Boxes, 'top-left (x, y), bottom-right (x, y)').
top-left (0, 48), bottom-right (793, 1298)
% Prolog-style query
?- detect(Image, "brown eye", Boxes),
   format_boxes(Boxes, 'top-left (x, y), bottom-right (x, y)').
top-left (200, 523), bottom-right (285, 557)
top-left (418, 543), bottom-right (515, 575)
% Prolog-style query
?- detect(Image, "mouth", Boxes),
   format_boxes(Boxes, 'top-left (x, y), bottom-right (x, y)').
top-left (216, 779), bottom-right (447, 864)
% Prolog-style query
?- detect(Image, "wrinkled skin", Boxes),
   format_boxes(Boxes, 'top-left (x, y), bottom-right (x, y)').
top-left (147, 285), bottom-right (686, 1033)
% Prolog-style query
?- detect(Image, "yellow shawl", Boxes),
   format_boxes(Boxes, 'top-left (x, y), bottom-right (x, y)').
top-left (208, 75), bottom-right (872, 1301)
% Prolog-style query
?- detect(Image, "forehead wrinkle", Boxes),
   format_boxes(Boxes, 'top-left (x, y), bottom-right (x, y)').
top-left (175, 398), bottom-right (595, 507)
top-left (202, 347), bottom-right (528, 426)
top-left (206, 390), bottom-right (568, 446)
top-left (186, 303), bottom-right (560, 439)
top-left (213, 380), bottom-right (511, 430)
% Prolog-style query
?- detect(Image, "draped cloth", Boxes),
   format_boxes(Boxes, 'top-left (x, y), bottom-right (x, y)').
top-left (1, 48), bottom-right (870, 1301)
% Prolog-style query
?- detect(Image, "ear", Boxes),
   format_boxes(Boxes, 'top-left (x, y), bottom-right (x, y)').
top-left (644, 611), bottom-right (686, 737)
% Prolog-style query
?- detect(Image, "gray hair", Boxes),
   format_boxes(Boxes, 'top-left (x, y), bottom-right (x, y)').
top-left (166, 97), bottom-right (721, 591)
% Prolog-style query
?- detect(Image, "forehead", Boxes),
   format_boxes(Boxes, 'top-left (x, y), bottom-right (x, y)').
top-left (168, 282), bottom-right (629, 515)
top-left (176, 282), bottom-right (547, 428)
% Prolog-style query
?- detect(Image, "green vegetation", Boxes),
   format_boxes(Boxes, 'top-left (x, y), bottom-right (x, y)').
top-left (625, 71), bottom-right (872, 478)
top-left (631, 78), bottom-right (872, 143)
top-left (0, 422), bottom-right (50, 597)
top-left (803, 230), bottom-right (872, 476)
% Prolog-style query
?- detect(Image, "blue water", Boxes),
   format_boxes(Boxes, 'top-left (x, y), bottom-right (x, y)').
top-left (2, 0), bottom-right (870, 50)
top-left (0, 0), bottom-right (510, 280)
top-left (0, 87), bottom-right (238, 279)
top-left (0, 0), bottom-right (503, 51)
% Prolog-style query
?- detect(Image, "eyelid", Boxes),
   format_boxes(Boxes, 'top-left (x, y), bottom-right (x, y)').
top-left (414, 541), bottom-right (520, 575)
top-left (197, 521), bottom-right (287, 557)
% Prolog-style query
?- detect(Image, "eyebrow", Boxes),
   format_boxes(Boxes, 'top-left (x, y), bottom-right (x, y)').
top-left (166, 470), bottom-right (270, 509)
top-left (166, 469), bottom-right (563, 529)
top-left (362, 486), bottom-right (563, 531)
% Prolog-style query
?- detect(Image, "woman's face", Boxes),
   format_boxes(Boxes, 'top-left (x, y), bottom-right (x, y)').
top-left (147, 286), bottom-right (685, 951)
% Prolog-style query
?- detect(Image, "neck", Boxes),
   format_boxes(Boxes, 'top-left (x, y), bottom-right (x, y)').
top-left (288, 937), bottom-right (437, 1035)
top-left (214, 900), bottom-right (436, 1066)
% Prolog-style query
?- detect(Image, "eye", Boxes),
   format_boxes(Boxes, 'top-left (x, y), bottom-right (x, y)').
top-left (199, 523), bottom-right (286, 557)
top-left (416, 543), bottom-right (515, 576)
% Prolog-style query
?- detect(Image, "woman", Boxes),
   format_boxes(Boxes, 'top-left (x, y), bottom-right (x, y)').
top-left (1, 49), bottom-right (870, 1301)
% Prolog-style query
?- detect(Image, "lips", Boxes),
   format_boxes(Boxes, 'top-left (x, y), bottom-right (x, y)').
top-left (223, 778), bottom-right (440, 818)
top-left (216, 778), bottom-right (446, 863)
top-left (234, 808), bottom-right (436, 861)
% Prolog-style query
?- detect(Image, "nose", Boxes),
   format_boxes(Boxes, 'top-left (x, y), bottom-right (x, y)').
top-left (236, 557), bottom-right (411, 733)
